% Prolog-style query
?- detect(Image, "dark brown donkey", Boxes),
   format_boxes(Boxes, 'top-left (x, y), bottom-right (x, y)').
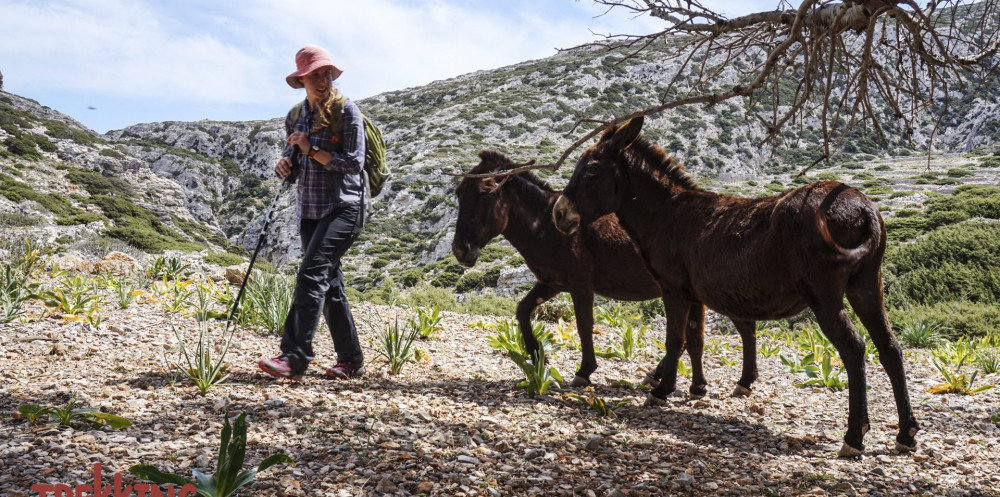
top-left (454, 150), bottom-right (754, 390)
top-left (551, 117), bottom-right (918, 457)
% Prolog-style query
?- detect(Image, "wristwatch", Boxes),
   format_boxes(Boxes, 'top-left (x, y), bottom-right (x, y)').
top-left (308, 145), bottom-right (320, 160)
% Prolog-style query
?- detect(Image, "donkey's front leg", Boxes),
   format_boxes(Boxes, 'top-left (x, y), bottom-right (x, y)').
top-left (516, 283), bottom-right (558, 364)
top-left (569, 290), bottom-right (597, 387)
top-left (731, 319), bottom-right (759, 397)
top-left (685, 304), bottom-right (708, 397)
top-left (647, 298), bottom-right (692, 405)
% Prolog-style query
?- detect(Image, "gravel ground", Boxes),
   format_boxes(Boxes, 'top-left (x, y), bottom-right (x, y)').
top-left (2, 291), bottom-right (999, 497)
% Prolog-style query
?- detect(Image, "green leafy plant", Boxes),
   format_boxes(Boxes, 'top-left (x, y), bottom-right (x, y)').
top-left (676, 358), bottom-right (692, 378)
top-left (513, 346), bottom-right (563, 398)
top-left (240, 272), bottom-right (292, 334)
top-left (410, 305), bottom-right (443, 339)
top-left (147, 256), bottom-right (191, 281)
top-left (551, 318), bottom-right (581, 350)
top-left (16, 401), bottom-right (130, 429)
top-left (779, 351), bottom-right (816, 374)
top-left (173, 324), bottom-right (233, 396)
top-left (130, 413), bottom-right (293, 497)
top-left (374, 317), bottom-right (421, 375)
top-left (759, 342), bottom-right (782, 358)
top-left (110, 274), bottom-right (137, 310)
top-left (192, 278), bottom-right (227, 322)
top-left (563, 387), bottom-right (627, 417)
top-left (896, 317), bottom-right (947, 348)
top-left (0, 239), bottom-right (42, 324)
top-left (928, 357), bottom-right (992, 395)
top-left (161, 278), bottom-right (193, 314)
top-left (975, 347), bottom-right (1000, 375)
top-left (596, 320), bottom-right (649, 361)
top-left (796, 354), bottom-right (849, 391)
top-left (482, 319), bottom-right (558, 359)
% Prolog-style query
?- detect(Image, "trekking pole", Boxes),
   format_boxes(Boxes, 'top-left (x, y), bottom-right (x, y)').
top-left (224, 147), bottom-right (298, 333)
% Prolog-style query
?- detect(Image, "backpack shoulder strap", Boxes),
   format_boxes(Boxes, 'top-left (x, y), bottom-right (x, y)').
top-left (287, 101), bottom-right (306, 123)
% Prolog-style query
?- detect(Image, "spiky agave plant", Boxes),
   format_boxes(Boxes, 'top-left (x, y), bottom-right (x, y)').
top-left (130, 413), bottom-right (293, 497)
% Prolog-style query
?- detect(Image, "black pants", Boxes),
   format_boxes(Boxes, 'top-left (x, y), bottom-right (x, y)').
top-left (280, 204), bottom-right (363, 373)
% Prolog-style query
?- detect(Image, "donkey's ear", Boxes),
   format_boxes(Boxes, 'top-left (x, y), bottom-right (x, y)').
top-left (610, 116), bottom-right (644, 150)
top-left (479, 177), bottom-right (498, 192)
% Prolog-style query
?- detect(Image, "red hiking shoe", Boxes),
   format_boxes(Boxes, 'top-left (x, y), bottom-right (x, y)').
top-left (324, 361), bottom-right (365, 380)
top-left (258, 357), bottom-right (302, 380)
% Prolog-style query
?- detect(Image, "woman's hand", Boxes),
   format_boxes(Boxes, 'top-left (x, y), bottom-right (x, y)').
top-left (288, 131), bottom-right (310, 152)
top-left (275, 156), bottom-right (294, 178)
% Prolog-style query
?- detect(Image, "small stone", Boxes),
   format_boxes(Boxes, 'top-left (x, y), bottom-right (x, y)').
top-left (457, 454), bottom-right (481, 465)
top-left (73, 434), bottom-right (97, 444)
top-left (675, 473), bottom-right (695, 488)
top-left (375, 478), bottom-right (397, 493)
top-left (415, 482), bottom-right (433, 493)
top-left (525, 448), bottom-right (544, 460)
top-left (870, 467), bottom-right (886, 476)
top-left (831, 482), bottom-right (857, 496)
top-left (585, 435), bottom-right (602, 451)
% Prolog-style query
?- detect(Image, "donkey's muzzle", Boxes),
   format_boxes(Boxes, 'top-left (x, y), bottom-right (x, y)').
top-left (552, 195), bottom-right (581, 235)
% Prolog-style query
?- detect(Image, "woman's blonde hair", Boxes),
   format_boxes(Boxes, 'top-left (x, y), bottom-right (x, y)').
top-left (311, 86), bottom-right (343, 135)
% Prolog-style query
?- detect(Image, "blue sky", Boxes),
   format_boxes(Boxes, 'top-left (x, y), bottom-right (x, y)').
top-left (0, 0), bottom-right (776, 133)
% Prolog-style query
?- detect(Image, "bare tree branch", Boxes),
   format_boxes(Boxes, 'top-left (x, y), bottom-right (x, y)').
top-left (553, 0), bottom-right (1000, 173)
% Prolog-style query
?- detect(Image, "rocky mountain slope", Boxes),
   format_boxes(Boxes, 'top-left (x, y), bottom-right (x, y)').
top-left (2, 40), bottom-right (999, 294)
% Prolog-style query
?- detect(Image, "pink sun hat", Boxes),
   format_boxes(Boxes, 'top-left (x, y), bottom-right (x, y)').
top-left (285, 45), bottom-right (344, 89)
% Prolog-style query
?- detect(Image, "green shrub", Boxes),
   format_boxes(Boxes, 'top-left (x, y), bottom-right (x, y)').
top-left (885, 221), bottom-right (1000, 307)
top-left (204, 252), bottom-right (245, 267)
top-left (398, 268), bottom-right (424, 288)
top-left (461, 293), bottom-right (517, 317)
top-left (889, 302), bottom-right (1000, 339)
top-left (979, 156), bottom-right (1000, 168)
top-left (454, 266), bottom-right (501, 293)
top-left (55, 213), bottom-right (104, 226)
top-left (65, 169), bottom-right (134, 197)
top-left (0, 212), bottom-right (43, 227)
top-left (929, 186), bottom-right (1000, 218)
top-left (478, 245), bottom-right (515, 263)
top-left (0, 173), bottom-right (80, 216)
top-left (885, 216), bottom-right (931, 242)
top-left (399, 283), bottom-right (458, 311)
top-left (431, 272), bottom-right (459, 288)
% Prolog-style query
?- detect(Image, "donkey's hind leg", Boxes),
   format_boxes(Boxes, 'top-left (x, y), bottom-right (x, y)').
top-left (812, 298), bottom-right (870, 457)
top-left (847, 264), bottom-right (919, 452)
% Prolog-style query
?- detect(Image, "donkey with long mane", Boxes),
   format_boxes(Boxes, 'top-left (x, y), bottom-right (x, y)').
top-left (454, 150), bottom-right (759, 390)
top-left (551, 118), bottom-right (918, 457)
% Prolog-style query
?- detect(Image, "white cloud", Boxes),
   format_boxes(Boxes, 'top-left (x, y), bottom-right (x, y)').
top-left (0, 0), bottom-right (787, 131)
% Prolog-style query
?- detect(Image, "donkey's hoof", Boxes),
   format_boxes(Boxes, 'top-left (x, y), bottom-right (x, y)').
top-left (837, 442), bottom-right (864, 458)
top-left (570, 375), bottom-right (592, 388)
top-left (731, 385), bottom-right (752, 397)
top-left (642, 372), bottom-right (660, 388)
top-left (894, 440), bottom-right (918, 453)
top-left (643, 394), bottom-right (667, 407)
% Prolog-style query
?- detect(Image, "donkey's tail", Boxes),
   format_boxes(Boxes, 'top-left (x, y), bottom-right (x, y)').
top-left (814, 209), bottom-right (877, 263)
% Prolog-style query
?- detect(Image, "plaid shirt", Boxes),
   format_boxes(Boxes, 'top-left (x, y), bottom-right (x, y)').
top-left (283, 97), bottom-right (365, 220)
